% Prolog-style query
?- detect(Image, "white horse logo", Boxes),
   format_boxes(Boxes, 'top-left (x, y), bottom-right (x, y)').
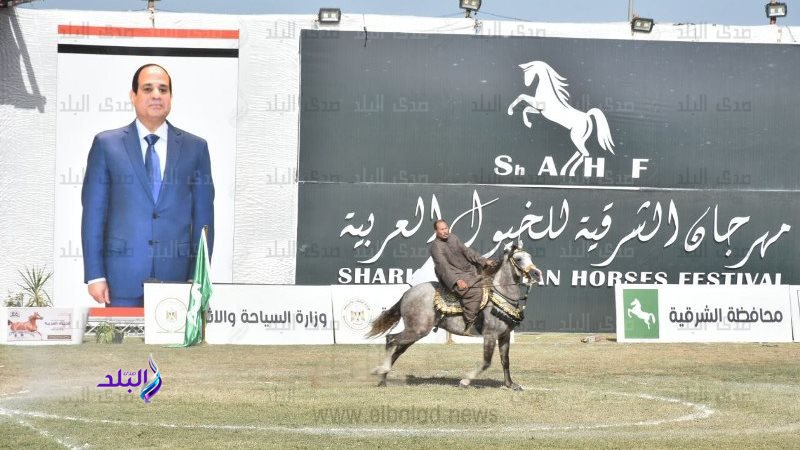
top-left (507, 61), bottom-right (615, 176)
top-left (627, 298), bottom-right (656, 330)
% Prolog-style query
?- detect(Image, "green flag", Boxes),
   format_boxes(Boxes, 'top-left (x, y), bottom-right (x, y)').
top-left (181, 228), bottom-right (213, 347)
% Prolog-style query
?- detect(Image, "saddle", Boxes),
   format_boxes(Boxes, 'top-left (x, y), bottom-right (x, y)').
top-left (432, 282), bottom-right (525, 329)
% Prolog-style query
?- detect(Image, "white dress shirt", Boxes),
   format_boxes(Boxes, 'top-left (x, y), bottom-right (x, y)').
top-left (135, 119), bottom-right (168, 180)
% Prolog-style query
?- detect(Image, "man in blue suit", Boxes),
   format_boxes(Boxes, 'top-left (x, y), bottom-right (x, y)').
top-left (81, 63), bottom-right (214, 307)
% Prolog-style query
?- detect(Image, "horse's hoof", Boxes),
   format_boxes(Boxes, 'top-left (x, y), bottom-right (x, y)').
top-left (459, 379), bottom-right (470, 388)
top-left (371, 366), bottom-right (388, 375)
top-left (506, 383), bottom-right (523, 391)
top-left (377, 380), bottom-right (387, 387)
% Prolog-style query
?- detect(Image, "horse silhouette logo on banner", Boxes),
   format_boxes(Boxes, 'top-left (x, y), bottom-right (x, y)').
top-left (508, 60), bottom-right (615, 176)
top-left (622, 289), bottom-right (660, 339)
top-left (628, 298), bottom-right (657, 330)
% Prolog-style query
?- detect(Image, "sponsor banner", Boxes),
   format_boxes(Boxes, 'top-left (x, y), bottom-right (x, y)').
top-left (144, 282), bottom-right (189, 345)
top-left (300, 31), bottom-right (800, 190)
top-left (330, 284), bottom-right (446, 344)
top-left (792, 287), bottom-right (800, 342)
top-left (615, 284), bottom-right (793, 343)
top-left (54, 26), bottom-right (239, 307)
top-left (297, 183), bottom-right (797, 331)
top-left (205, 285), bottom-right (334, 345)
top-left (2, 307), bottom-right (87, 345)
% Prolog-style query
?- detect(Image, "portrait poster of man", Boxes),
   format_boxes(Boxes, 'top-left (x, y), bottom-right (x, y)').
top-left (54, 26), bottom-right (239, 307)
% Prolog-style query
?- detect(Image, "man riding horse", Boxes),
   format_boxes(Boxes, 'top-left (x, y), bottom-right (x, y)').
top-left (430, 220), bottom-right (497, 334)
top-left (368, 235), bottom-right (541, 389)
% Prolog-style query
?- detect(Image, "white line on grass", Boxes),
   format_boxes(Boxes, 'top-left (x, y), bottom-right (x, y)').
top-left (0, 390), bottom-right (715, 437)
top-left (1, 412), bottom-right (86, 449)
top-left (1, 389), bottom-right (86, 448)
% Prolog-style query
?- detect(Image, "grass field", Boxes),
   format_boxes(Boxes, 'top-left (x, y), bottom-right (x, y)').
top-left (2, 333), bottom-right (800, 449)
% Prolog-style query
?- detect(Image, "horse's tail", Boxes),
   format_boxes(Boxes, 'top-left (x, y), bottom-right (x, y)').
top-left (365, 298), bottom-right (403, 339)
top-left (587, 108), bottom-right (615, 154)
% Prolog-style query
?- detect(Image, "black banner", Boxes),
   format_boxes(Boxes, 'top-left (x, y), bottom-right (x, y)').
top-left (296, 185), bottom-right (797, 332)
top-left (297, 31), bottom-right (799, 331)
top-left (299, 31), bottom-right (799, 189)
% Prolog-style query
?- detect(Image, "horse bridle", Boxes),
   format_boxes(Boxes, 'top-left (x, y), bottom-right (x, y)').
top-left (509, 249), bottom-right (539, 283)
top-left (503, 248), bottom-right (540, 301)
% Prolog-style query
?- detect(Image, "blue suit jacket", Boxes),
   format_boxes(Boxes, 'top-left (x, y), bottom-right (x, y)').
top-left (81, 121), bottom-right (214, 306)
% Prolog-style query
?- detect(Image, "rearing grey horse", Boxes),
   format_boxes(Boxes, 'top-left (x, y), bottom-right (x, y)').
top-left (367, 241), bottom-right (542, 390)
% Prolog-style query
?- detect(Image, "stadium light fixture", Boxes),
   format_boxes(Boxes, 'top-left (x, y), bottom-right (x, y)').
top-left (318, 8), bottom-right (342, 24)
top-left (630, 16), bottom-right (655, 33)
top-left (459, 0), bottom-right (481, 18)
top-left (765, 2), bottom-right (787, 24)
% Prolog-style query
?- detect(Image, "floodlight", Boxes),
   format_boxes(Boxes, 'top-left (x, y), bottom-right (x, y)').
top-left (318, 8), bottom-right (342, 24)
top-left (459, 0), bottom-right (481, 18)
top-left (766, 2), bottom-right (788, 18)
top-left (630, 17), bottom-right (654, 33)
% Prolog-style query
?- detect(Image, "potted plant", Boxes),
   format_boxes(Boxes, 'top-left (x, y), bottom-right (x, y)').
top-left (94, 321), bottom-right (124, 344)
top-left (17, 266), bottom-right (53, 307)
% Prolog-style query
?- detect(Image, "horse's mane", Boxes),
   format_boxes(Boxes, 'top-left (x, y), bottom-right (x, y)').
top-left (536, 61), bottom-right (570, 108)
top-left (478, 253), bottom-right (506, 285)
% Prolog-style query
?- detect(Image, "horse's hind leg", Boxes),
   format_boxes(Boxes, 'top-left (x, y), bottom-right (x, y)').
top-left (560, 151), bottom-right (582, 176)
top-left (459, 336), bottom-right (496, 388)
top-left (374, 342), bottom-right (413, 387)
top-left (371, 330), bottom-right (423, 386)
top-left (371, 333), bottom-right (399, 375)
top-left (562, 119), bottom-right (593, 176)
top-left (498, 333), bottom-right (521, 391)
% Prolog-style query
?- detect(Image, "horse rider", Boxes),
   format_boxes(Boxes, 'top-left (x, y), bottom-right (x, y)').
top-left (430, 219), bottom-right (497, 333)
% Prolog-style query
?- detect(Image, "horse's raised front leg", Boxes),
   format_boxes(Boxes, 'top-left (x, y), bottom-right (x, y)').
top-left (521, 105), bottom-right (540, 128)
top-left (498, 333), bottom-right (521, 391)
top-left (459, 336), bottom-right (495, 388)
top-left (507, 94), bottom-right (538, 116)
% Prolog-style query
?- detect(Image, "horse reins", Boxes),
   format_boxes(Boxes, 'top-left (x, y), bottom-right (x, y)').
top-left (459, 249), bottom-right (539, 301)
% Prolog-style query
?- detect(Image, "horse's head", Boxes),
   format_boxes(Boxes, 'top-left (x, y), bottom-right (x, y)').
top-left (630, 298), bottom-right (641, 308)
top-left (503, 239), bottom-right (542, 286)
top-left (518, 61), bottom-right (540, 87)
top-left (30, 312), bottom-right (43, 321)
top-left (517, 60), bottom-right (569, 107)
